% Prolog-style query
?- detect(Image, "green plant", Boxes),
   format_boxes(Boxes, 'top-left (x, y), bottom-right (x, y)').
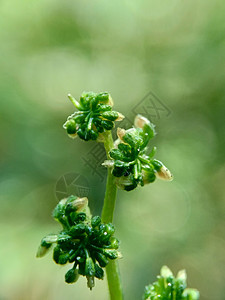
top-left (37, 91), bottom-right (199, 299)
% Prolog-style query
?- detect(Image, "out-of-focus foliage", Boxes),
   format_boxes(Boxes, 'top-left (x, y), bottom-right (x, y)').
top-left (0, 1), bottom-right (225, 300)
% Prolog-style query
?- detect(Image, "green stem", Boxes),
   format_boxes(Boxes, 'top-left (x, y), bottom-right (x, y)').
top-left (101, 131), bottom-right (123, 300)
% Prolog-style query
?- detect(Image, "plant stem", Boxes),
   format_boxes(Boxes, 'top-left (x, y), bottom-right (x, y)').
top-left (102, 131), bottom-right (123, 300)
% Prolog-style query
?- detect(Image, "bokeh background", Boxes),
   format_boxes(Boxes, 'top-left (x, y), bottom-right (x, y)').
top-left (1, 1), bottom-right (225, 299)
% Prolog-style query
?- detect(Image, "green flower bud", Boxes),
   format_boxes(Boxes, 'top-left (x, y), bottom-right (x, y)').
top-left (94, 263), bottom-right (104, 279)
top-left (102, 223), bottom-right (115, 236)
top-left (85, 257), bottom-right (95, 276)
top-left (114, 174), bottom-right (138, 191)
top-left (66, 119), bottom-right (77, 135)
top-left (91, 216), bottom-right (101, 228)
top-left (69, 197), bottom-right (88, 211)
top-left (70, 224), bottom-right (87, 236)
top-left (104, 249), bottom-right (119, 260)
top-left (65, 268), bottom-right (79, 284)
top-left (89, 129), bottom-right (98, 140)
top-left (87, 276), bottom-right (95, 290)
top-left (36, 240), bottom-right (52, 258)
top-left (182, 289), bottom-right (200, 300)
top-left (53, 246), bottom-right (69, 265)
top-left (102, 111), bottom-right (124, 122)
top-left (78, 261), bottom-right (86, 276)
top-left (95, 252), bottom-right (109, 267)
top-left (52, 198), bottom-right (67, 220)
top-left (96, 92), bottom-right (113, 106)
top-left (72, 212), bottom-right (86, 223)
top-left (102, 111), bottom-right (119, 121)
top-left (110, 149), bottom-right (124, 161)
top-left (142, 167), bottom-right (156, 185)
top-left (151, 160), bottom-right (173, 181)
top-left (101, 120), bottom-right (114, 130)
top-left (109, 237), bottom-right (120, 249)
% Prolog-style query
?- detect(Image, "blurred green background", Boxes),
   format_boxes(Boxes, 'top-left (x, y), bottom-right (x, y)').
top-left (1, 1), bottom-right (225, 299)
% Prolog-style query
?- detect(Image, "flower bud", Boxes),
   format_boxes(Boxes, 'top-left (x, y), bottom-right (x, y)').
top-left (70, 224), bottom-right (87, 237)
top-left (109, 237), bottom-right (120, 249)
top-left (87, 276), bottom-right (95, 290)
top-left (71, 197), bottom-right (88, 211)
top-left (160, 265), bottom-right (173, 278)
top-left (95, 252), bottom-right (109, 267)
top-left (101, 120), bottom-right (114, 130)
top-left (91, 216), bottom-right (101, 228)
top-left (156, 165), bottom-right (173, 181)
top-left (104, 249), bottom-right (119, 260)
top-left (116, 127), bottom-right (126, 140)
top-left (65, 268), bottom-right (79, 284)
top-left (134, 114), bottom-right (150, 129)
top-left (65, 119), bottom-right (77, 135)
top-left (142, 168), bottom-right (156, 185)
top-left (114, 175), bottom-right (138, 191)
top-left (182, 288), bottom-right (200, 300)
top-left (102, 111), bottom-right (124, 121)
top-left (94, 263), bottom-right (104, 279)
top-left (85, 257), bottom-right (95, 276)
top-left (36, 239), bottom-right (53, 258)
top-left (96, 92), bottom-right (114, 106)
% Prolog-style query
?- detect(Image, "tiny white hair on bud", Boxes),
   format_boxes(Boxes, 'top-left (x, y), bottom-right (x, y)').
top-left (134, 114), bottom-right (150, 129)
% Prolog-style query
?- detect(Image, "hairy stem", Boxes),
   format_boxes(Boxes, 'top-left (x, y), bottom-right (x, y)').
top-left (102, 131), bottom-right (123, 300)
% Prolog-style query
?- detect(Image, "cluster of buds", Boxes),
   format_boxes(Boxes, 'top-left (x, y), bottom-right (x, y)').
top-left (36, 195), bottom-right (121, 289)
top-left (143, 266), bottom-right (200, 300)
top-left (63, 92), bottom-right (124, 141)
top-left (103, 115), bottom-right (173, 191)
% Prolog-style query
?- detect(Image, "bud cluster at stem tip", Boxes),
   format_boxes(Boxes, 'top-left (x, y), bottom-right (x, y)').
top-left (103, 114), bottom-right (173, 191)
top-left (36, 195), bottom-right (121, 290)
top-left (143, 266), bottom-right (200, 300)
top-left (63, 91), bottom-right (124, 141)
